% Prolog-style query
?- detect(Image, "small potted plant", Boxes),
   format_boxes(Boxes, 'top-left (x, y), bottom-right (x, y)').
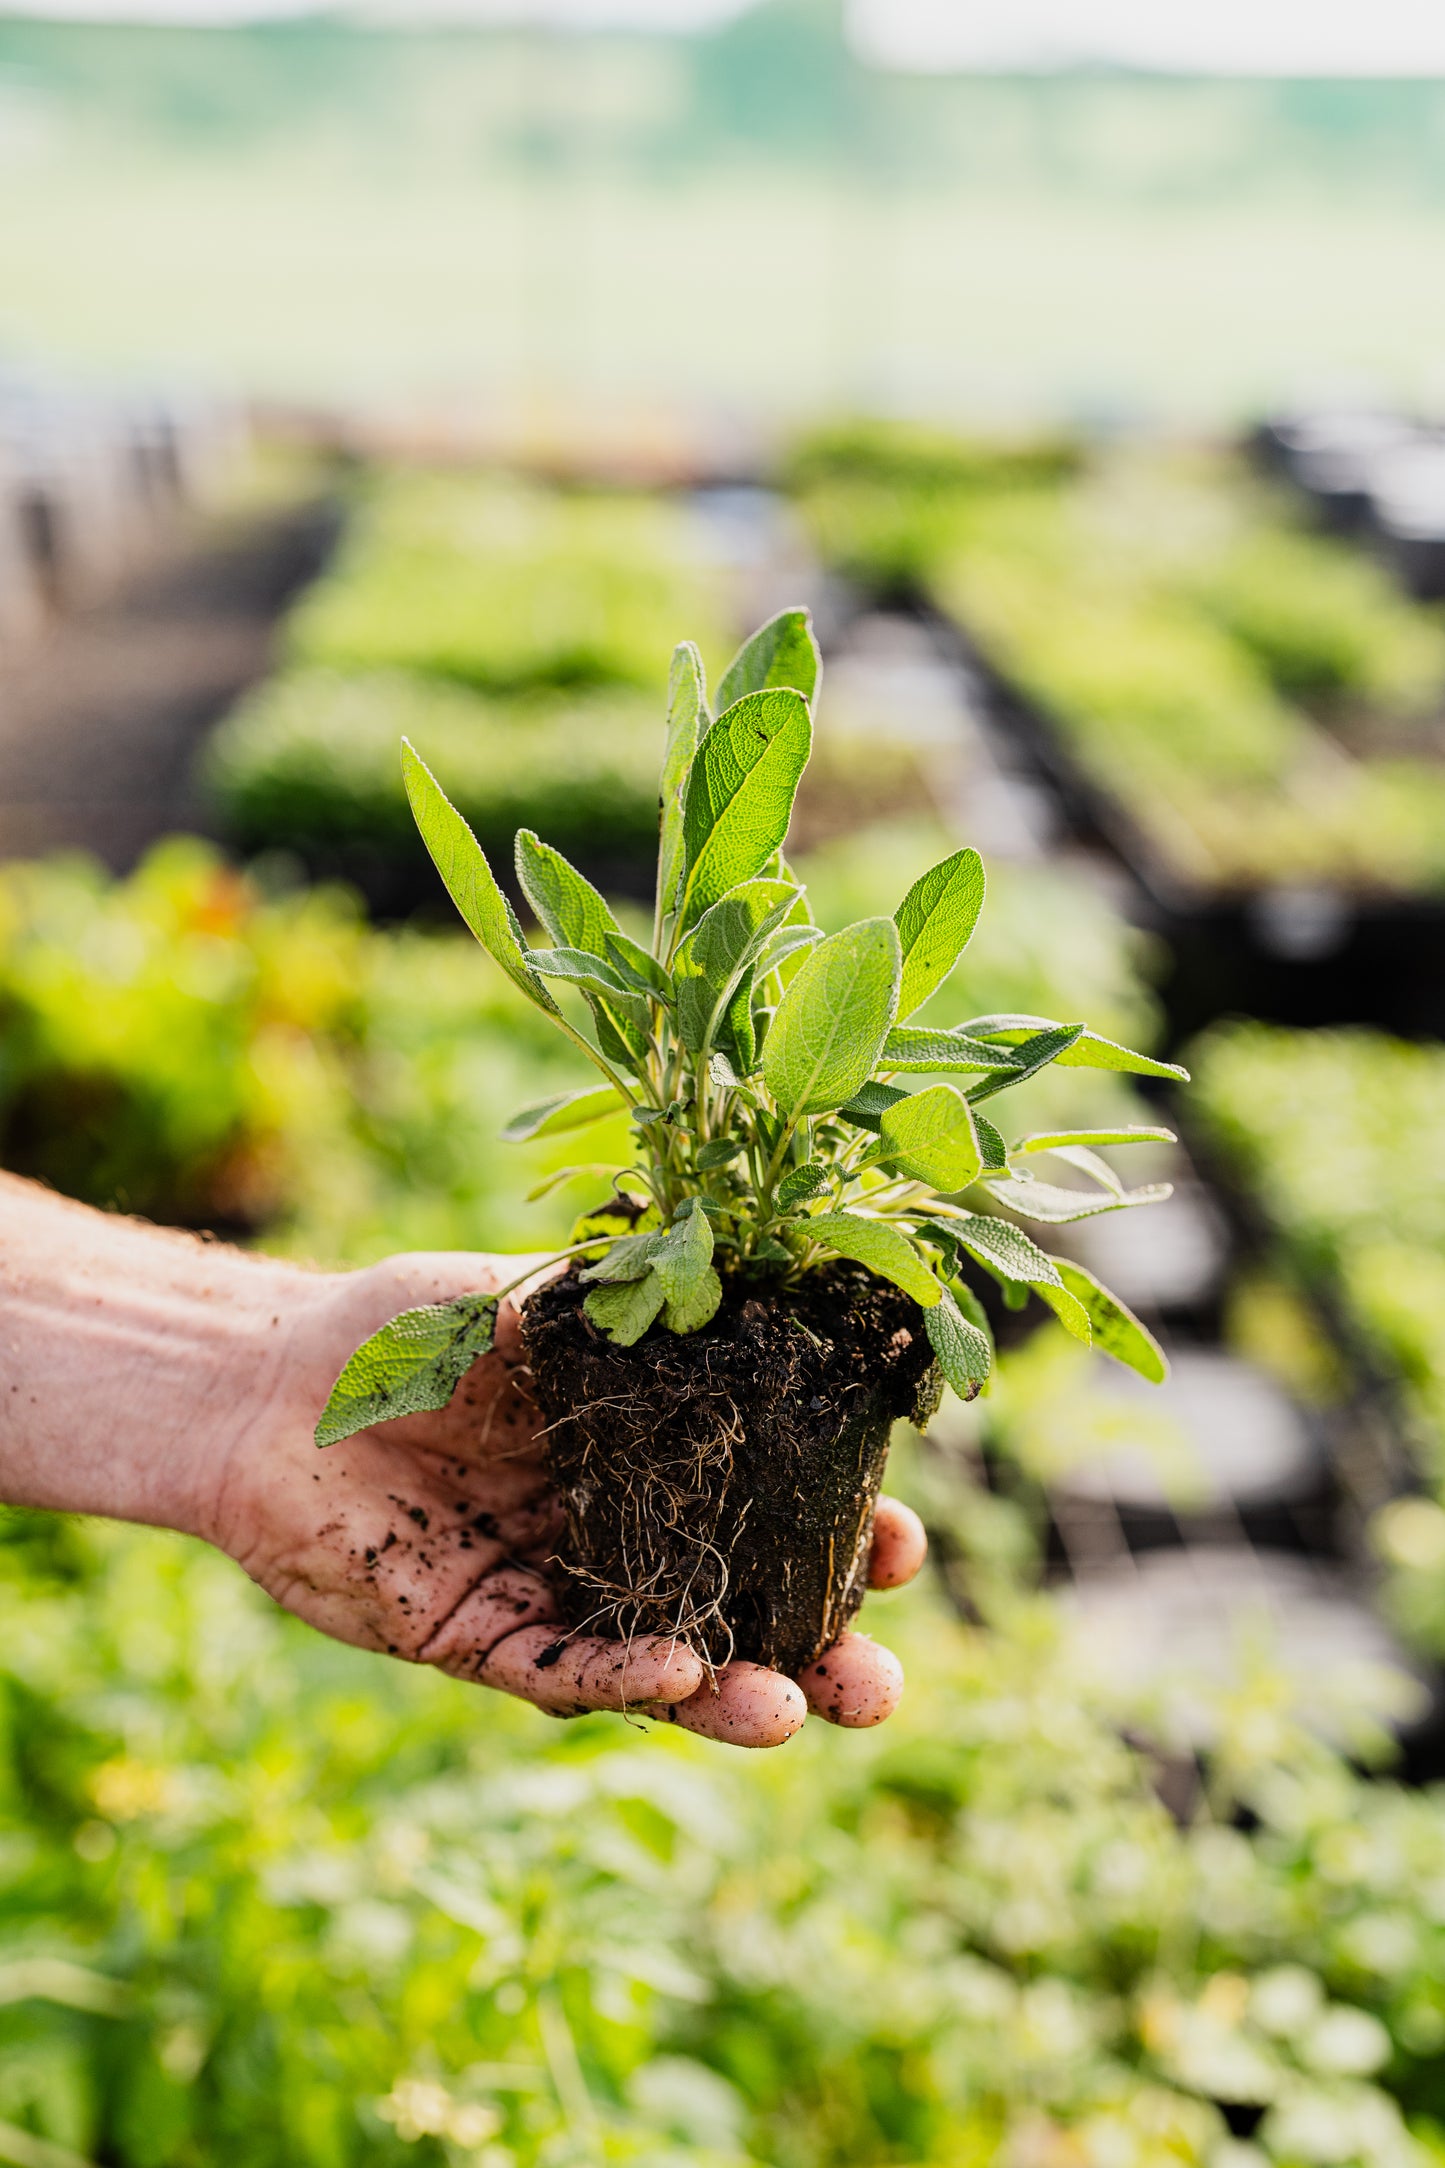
top-left (317, 610), bottom-right (1183, 1676)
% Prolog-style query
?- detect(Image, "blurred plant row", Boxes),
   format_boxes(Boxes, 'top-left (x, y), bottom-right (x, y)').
top-left (790, 422), bottom-right (1445, 897)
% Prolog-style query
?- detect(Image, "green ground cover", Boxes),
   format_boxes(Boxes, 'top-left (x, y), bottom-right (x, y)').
top-left (792, 431), bottom-right (1445, 897)
top-left (10, 1447), bottom-right (1445, 2168)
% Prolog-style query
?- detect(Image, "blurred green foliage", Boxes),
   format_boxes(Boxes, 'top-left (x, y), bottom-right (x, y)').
top-left (286, 474), bottom-right (732, 698)
top-left (207, 672), bottom-right (665, 902)
top-left (791, 429), bottom-right (1445, 896)
top-left (1190, 1022), bottom-right (1445, 1655)
top-left (8, 1457), bottom-right (1445, 2166)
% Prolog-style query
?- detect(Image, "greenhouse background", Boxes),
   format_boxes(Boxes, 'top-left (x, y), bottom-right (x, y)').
top-left (9, 2), bottom-right (1445, 2163)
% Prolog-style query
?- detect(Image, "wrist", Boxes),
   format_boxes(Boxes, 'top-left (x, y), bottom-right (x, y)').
top-left (0, 1175), bottom-right (331, 1539)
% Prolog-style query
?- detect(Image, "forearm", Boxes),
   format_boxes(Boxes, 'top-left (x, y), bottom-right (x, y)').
top-left (0, 1174), bottom-right (320, 1537)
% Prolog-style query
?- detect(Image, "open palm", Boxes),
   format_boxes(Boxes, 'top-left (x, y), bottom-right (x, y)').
top-left (207, 1251), bottom-right (927, 1747)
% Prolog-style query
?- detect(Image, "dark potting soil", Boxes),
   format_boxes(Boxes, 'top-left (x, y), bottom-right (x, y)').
top-left (521, 1262), bottom-right (938, 1675)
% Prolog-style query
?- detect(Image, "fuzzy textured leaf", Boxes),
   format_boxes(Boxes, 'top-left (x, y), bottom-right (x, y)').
top-left (583, 1273), bottom-right (666, 1346)
top-left (805, 1212), bottom-right (942, 1306)
top-left (924, 1287), bottom-right (992, 1400)
top-left (714, 606), bottom-right (820, 713)
top-left (657, 640), bottom-right (707, 926)
top-left (952, 1214), bottom-right (1091, 1342)
top-left (402, 741), bottom-right (558, 1014)
top-left (315, 1293), bottom-right (499, 1448)
top-left (674, 879), bottom-right (797, 1056)
top-left (836, 1079), bottom-right (911, 1132)
top-left (777, 1161), bottom-right (831, 1209)
top-left (966, 1023), bottom-right (1086, 1104)
top-left (893, 848), bottom-right (986, 1020)
top-left (764, 918), bottom-right (901, 1116)
top-left (515, 830), bottom-right (618, 959)
top-left (1016, 1126), bottom-right (1176, 1153)
top-left (964, 1014), bottom-right (1189, 1082)
top-left (876, 1084), bottom-right (983, 1192)
top-left (677, 688), bottom-right (812, 931)
top-left (981, 1176), bottom-right (1167, 1225)
top-left (662, 1265), bottom-right (722, 1334)
top-left (1053, 1259), bottom-right (1168, 1384)
top-left (649, 1200), bottom-right (715, 1309)
top-left (882, 1026), bottom-right (1021, 1075)
top-left (500, 1085), bottom-right (624, 1142)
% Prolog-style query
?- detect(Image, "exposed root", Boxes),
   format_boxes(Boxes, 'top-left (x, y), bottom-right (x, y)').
top-left (521, 1264), bottom-right (936, 1673)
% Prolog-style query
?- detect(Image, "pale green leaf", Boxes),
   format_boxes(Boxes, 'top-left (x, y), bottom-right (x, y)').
top-left (605, 930), bottom-right (673, 1002)
top-left (963, 1014), bottom-right (1188, 1082)
top-left (951, 1214), bottom-right (1092, 1342)
top-left (515, 829), bottom-right (618, 958)
top-left (674, 878), bottom-right (797, 1055)
top-left (805, 1211), bottom-right (942, 1306)
top-left (584, 1272), bottom-right (666, 1346)
top-left (876, 1083), bottom-right (983, 1192)
top-left (924, 1287), bottom-right (992, 1400)
top-left (777, 1160), bottom-right (831, 1209)
top-left (657, 640), bottom-right (707, 927)
top-left (893, 848), bottom-right (985, 1020)
top-left (315, 1292), bottom-right (498, 1448)
top-left (980, 1176), bottom-right (1170, 1224)
top-left (714, 606), bottom-right (820, 712)
top-left (1053, 1259), bottom-right (1168, 1384)
top-left (966, 1023), bottom-right (1086, 1104)
top-left (836, 1079), bottom-right (911, 1132)
top-left (528, 947), bottom-right (650, 1026)
top-left (402, 740), bottom-right (558, 1014)
top-left (677, 688), bottom-right (812, 930)
top-left (579, 1229), bottom-right (664, 1284)
top-left (649, 1199), bottom-right (715, 1309)
top-left (663, 1265), bottom-right (722, 1335)
top-left (763, 917), bottom-right (901, 1116)
top-left (1016, 1125), bottom-right (1176, 1153)
top-left (501, 1085), bottom-right (625, 1142)
top-left (882, 1026), bottom-right (1021, 1075)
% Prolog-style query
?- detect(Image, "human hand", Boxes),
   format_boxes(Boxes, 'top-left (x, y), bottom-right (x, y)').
top-left (206, 1250), bottom-right (929, 1749)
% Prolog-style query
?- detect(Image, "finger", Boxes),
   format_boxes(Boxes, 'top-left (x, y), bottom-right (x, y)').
top-left (867, 1497), bottom-right (928, 1590)
top-left (479, 1626), bottom-right (704, 1714)
top-left (654, 1662), bottom-right (807, 1749)
top-left (796, 1632), bottom-right (904, 1728)
top-left (417, 1567), bottom-right (557, 1681)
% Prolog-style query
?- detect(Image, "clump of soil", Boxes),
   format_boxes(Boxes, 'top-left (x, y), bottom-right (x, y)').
top-left (521, 1263), bottom-right (938, 1675)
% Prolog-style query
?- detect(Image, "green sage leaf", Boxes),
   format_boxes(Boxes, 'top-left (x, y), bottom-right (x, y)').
top-left (805, 1211), bottom-right (942, 1306)
top-left (875, 1083), bottom-right (983, 1192)
top-left (315, 1292), bottom-right (499, 1449)
top-left (657, 640), bottom-right (707, 927)
top-left (1015, 1126), bottom-right (1176, 1153)
top-left (674, 878), bottom-right (797, 1055)
top-left (963, 1014), bottom-right (1189, 1082)
top-left (881, 1026), bottom-right (1022, 1075)
top-left (763, 917), bottom-right (901, 1116)
top-left (923, 1287), bottom-right (992, 1401)
top-left (836, 1078), bottom-right (911, 1133)
top-left (777, 1161), bottom-right (831, 1209)
top-left (1053, 1259), bottom-right (1168, 1384)
top-left (583, 1273), bottom-right (666, 1346)
top-left (662, 1265), bottom-right (723, 1335)
top-left (951, 1214), bottom-right (1091, 1341)
top-left (402, 741), bottom-right (558, 1015)
top-left (980, 1177), bottom-right (1169, 1225)
top-left (677, 688), bottom-right (812, 930)
top-left (893, 848), bottom-right (985, 1020)
top-left (714, 606), bottom-right (820, 712)
top-left (515, 829), bottom-right (619, 959)
top-left (500, 1085), bottom-right (625, 1142)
